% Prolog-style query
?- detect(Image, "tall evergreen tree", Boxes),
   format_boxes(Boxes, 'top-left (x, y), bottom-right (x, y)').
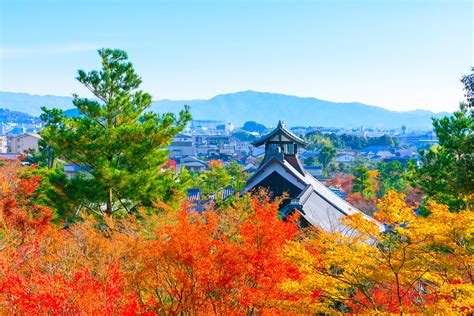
top-left (352, 166), bottom-right (377, 199)
top-left (40, 49), bottom-right (191, 216)
top-left (318, 144), bottom-right (336, 177)
top-left (461, 67), bottom-right (473, 109)
top-left (413, 103), bottom-right (473, 211)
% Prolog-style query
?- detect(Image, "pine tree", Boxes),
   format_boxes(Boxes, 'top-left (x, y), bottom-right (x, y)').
top-left (40, 49), bottom-right (191, 215)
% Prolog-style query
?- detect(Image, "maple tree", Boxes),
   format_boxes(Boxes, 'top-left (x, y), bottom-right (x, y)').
top-left (327, 173), bottom-right (378, 215)
top-left (136, 194), bottom-right (300, 314)
top-left (1, 160), bottom-right (472, 315)
top-left (281, 191), bottom-right (474, 314)
top-left (0, 159), bottom-right (52, 243)
top-left (1, 162), bottom-right (300, 315)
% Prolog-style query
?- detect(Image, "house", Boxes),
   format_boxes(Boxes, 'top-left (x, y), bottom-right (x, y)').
top-left (304, 165), bottom-right (323, 178)
top-left (179, 156), bottom-right (208, 173)
top-left (359, 146), bottom-right (392, 156)
top-left (196, 145), bottom-right (219, 156)
top-left (243, 121), bottom-right (383, 234)
top-left (168, 134), bottom-right (196, 158)
top-left (334, 154), bottom-right (356, 163)
top-left (243, 162), bottom-right (258, 173)
top-left (8, 133), bottom-right (41, 154)
top-left (397, 149), bottom-right (417, 158)
top-left (0, 136), bottom-right (7, 153)
top-left (63, 163), bottom-right (89, 179)
top-left (376, 150), bottom-right (395, 159)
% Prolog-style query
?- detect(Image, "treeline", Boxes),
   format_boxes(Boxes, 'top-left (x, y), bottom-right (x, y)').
top-left (305, 131), bottom-right (399, 150)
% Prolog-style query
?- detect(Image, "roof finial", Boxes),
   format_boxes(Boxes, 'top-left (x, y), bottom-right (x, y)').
top-left (278, 120), bottom-right (284, 128)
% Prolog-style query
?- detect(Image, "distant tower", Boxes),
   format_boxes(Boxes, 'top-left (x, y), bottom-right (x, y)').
top-left (253, 120), bottom-right (308, 174)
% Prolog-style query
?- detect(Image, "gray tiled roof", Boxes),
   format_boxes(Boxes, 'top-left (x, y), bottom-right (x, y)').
top-left (252, 120), bottom-right (308, 147)
top-left (245, 156), bottom-right (384, 234)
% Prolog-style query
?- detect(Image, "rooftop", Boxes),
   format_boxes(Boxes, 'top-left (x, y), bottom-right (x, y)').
top-left (252, 120), bottom-right (308, 147)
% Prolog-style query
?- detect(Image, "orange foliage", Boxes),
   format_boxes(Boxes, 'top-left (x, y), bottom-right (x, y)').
top-left (0, 161), bottom-right (300, 314)
top-left (328, 174), bottom-right (378, 215)
top-left (346, 192), bottom-right (378, 215)
top-left (208, 159), bottom-right (224, 168)
top-left (1, 161), bottom-right (471, 315)
top-left (139, 197), bottom-right (299, 314)
top-left (326, 175), bottom-right (354, 193)
top-left (0, 159), bottom-right (51, 241)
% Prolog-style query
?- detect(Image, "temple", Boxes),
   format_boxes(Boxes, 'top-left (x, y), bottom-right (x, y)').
top-left (243, 121), bottom-right (383, 233)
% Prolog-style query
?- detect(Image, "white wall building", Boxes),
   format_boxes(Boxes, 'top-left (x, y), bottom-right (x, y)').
top-left (8, 133), bottom-right (41, 154)
top-left (334, 154), bottom-right (356, 163)
top-left (0, 136), bottom-right (7, 153)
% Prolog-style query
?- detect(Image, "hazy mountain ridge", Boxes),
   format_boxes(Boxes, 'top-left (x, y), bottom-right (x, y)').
top-left (0, 91), bottom-right (449, 128)
top-left (0, 107), bottom-right (40, 124)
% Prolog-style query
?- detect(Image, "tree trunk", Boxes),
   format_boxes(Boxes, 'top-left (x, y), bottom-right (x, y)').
top-left (106, 188), bottom-right (113, 215)
top-left (47, 147), bottom-right (55, 169)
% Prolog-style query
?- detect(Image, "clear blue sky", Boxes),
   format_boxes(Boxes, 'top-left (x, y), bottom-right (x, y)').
top-left (1, 0), bottom-right (472, 112)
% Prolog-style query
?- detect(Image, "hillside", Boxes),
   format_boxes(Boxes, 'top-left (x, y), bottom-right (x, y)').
top-left (0, 91), bottom-right (449, 128)
top-left (0, 92), bottom-right (75, 116)
top-left (0, 108), bottom-right (40, 124)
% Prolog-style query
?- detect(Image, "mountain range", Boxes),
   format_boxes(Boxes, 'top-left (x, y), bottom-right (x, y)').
top-left (0, 91), bottom-right (449, 129)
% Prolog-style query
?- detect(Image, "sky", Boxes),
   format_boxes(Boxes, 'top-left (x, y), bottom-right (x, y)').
top-left (0, 0), bottom-right (472, 112)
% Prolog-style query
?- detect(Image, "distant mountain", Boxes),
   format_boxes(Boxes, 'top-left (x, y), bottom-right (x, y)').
top-left (0, 91), bottom-right (449, 128)
top-left (0, 92), bottom-right (75, 116)
top-left (0, 108), bottom-right (40, 124)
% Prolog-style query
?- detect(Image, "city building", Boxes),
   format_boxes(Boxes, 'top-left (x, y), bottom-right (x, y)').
top-left (8, 133), bottom-right (41, 153)
top-left (179, 156), bottom-right (208, 173)
top-left (334, 153), bottom-right (356, 163)
top-left (168, 134), bottom-right (196, 158)
top-left (0, 136), bottom-right (7, 153)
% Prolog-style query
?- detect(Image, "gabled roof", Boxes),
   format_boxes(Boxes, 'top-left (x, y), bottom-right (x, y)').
top-left (180, 156), bottom-right (208, 167)
top-left (281, 184), bottom-right (384, 235)
top-left (252, 120), bottom-right (309, 147)
top-left (12, 132), bottom-right (42, 140)
top-left (243, 156), bottom-right (384, 234)
top-left (175, 133), bottom-right (192, 139)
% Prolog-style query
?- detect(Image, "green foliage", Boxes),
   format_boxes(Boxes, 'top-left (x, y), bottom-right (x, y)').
top-left (190, 161), bottom-right (249, 200)
top-left (304, 156), bottom-right (320, 167)
top-left (305, 131), bottom-right (332, 149)
top-left (227, 162), bottom-right (248, 193)
top-left (461, 67), bottom-right (473, 108)
top-left (21, 148), bottom-right (48, 167)
top-left (352, 166), bottom-right (377, 199)
top-left (305, 131), bottom-right (398, 150)
top-left (232, 130), bottom-right (258, 142)
top-left (40, 49), bottom-right (191, 216)
top-left (376, 161), bottom-right (409, 198)
top-left (412, 103), bottom-right (473, 211)
top-left (318, 145), bottom-right (336, 177)
top-left (196, 162), bottom-right (232, 198)
top-left (241, 121), bottom-right (267, 134)
top-left (370, 134), bottom-right (398, 147)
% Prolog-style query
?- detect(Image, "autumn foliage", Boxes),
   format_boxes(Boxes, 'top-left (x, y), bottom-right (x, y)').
top-left (283, 191), bottom-right (474, 314)
top-left (1, 161), bottom-right (473, 314)
top-left (0, 159), bottom-right (51, 240)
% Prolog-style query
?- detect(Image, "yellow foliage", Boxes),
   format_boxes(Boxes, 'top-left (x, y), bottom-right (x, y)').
top-left (281, 191), bottom-right (474, 314)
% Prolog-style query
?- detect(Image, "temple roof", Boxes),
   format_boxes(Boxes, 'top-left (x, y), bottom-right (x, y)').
top-left (252, 120), bottom-right (309, 147)
top-left (243, 155), bottom-right (384, 234)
